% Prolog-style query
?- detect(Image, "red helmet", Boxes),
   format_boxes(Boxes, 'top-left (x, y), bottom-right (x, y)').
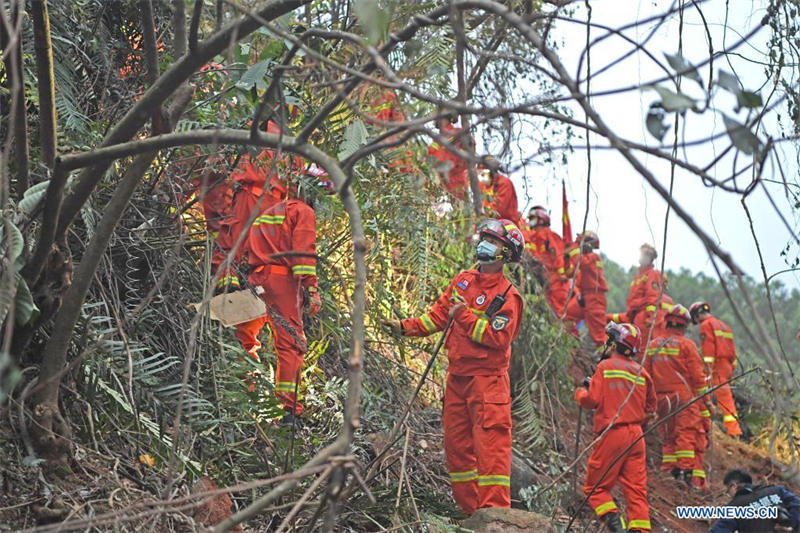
top-left (581, 231), bottom-right (600, 250)
top-left (665, 304), bottom-right (691, 327)
top-left (478, 218), bottom-right (525, 262)
top-left (606, 321), bottom-right (642, 357)
top-left (527, 206), bottom-right (550, 226)
top-left (689, 301), bottom-right (711, 324)
top-left (640, 243), bottom-right (657, 259)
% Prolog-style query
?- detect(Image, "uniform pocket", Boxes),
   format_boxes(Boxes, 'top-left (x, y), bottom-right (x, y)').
top-left (482, 392), bottom-right (511, 429)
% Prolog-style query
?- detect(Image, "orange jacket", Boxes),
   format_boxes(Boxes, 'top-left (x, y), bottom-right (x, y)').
top-left (246, 199), bottom-right (318, 288)
top-left (699, 315), bottom-right (736, 366)
top-left (575, 251), bottom-right (608, 293)
top-left (563, 242), bottom-right (581, 278)
top-left (626, 265), bottom-right (666, 315)
top-left (369, 90), bottom-right (406, 124)
top-left (428, 124), bottom-right (469, 198)
top-left (524, 227), bottom-right (566, 280)
top-left (401, 269), bottom-right (523, 376)
top-left (575, 354), bottom-right (657, 434)
top-left (645, 331), bottom-right (708, 398)
top-left (481, 174), bottom-right (518, 221)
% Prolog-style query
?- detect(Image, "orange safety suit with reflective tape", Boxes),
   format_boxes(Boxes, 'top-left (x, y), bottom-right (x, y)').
top-left (625, 265), bottom-right (671, 338)
top-left (565, 251), bottom-right (608, 346)
top-left (480, 174), bottom-right (519, 221)
top-left (575, 353), bottom-right (657, 531)
top-left (428, 124), bottom-right (469, 199)
top-left (367, 90), bottom-right (415, 174)
top-left (236, 199), bottom-right (318, 414)
top-left (214, 120), bottom-right (304, 285)
top-left (699, 315), bottom-right (742, 436)
top-left (401, 269), bottom-right (523, 515)
top-left (694, 398), bottom-right (712, 489)
top-left (524, 226), bottom-right (568, 314)
top-left (644, 331), bottom-right (708, 473)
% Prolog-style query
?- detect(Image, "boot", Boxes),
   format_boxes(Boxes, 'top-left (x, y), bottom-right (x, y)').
top-left (681, 469), bottom-right (697, 489)
top-left (280, 411), bottom-right (303, 428)
top-left (602, 512), bottom-right (626, 532)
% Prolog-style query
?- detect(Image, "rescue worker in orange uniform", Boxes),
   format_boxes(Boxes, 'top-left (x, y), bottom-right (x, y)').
top-left (565, 231), bottom-right (609, 346)
top-left (607, 244), bottom-right (671, 339)
top-left (576, 322), bottom-right (657, 532)
top-left (523, 206), bottom-right (568, 314)
top-left (690, 301), bottom-right (743, 437)
top-left (428, 116), bottom-right (470, 199)
top-left (644, 304), bottom-right (710, 488)
top-left (235, 176), bottom-right (330, 421)
top-left (478, 157), bottom-right (519, 221)
top-left (214, 121), bottom-right (305, 367)
top-left (367, 89), bottom-right (415, 173)
top-left (384, 219), bottom-right (525, 515)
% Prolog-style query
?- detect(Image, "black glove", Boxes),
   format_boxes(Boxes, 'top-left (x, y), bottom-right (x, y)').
top-left (577, 293), bottom-right (585, 307)
top-left (629, 309), bottom-right (638, 323)
top-left (582, 376), bottom-right (591, 388)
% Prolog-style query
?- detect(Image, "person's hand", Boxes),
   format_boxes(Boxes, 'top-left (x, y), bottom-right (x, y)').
top-left (582, 376), bottom-right (592, 388)
top-left (449, 291), bottom-right (466, 317)
top-left (381, 319), bottom-right (403, 335)
top-left (305, 287), bottom-right (322, 316)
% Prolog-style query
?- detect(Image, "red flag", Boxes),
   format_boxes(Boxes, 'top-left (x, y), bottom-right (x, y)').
top-left (562, 180), bottom-right (572, 244)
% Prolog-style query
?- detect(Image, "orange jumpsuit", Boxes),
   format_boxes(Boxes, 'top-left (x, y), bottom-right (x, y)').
top-left (565, 251), bottom-right (608, 346)
top-left (401, 269), bottom-right (523, 515)
top-left (524, 226), bottom-right (568, 313)
top-left (625, 265), bottom-right (671, 338)
top-left (575, 353), bottom-right (657, 532)
top-left (369, 90), bottom-right (414, 174)
top-left (238, 199), bottom-right (318, 414)
top-left (428, 124), bottom-right (469, 199)
top-left (480, 174), bottom-right (518, 221)
top-left (644, 331), bottom-right (708, 475)
top-left (699, 315), bottom-right (742, 436)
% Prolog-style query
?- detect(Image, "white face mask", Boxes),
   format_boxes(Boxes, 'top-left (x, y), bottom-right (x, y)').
top-left (478, 170), bottom-right (491, 184)
top-left (639, 254), bottom-right (652, 267)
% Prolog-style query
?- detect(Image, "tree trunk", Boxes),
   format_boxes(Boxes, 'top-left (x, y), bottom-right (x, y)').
top-left (31, 0), bottom-right (57, 169)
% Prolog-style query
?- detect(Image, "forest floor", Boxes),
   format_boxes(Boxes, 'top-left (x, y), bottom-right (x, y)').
top-left (1, 363), bottom-right (795, 532)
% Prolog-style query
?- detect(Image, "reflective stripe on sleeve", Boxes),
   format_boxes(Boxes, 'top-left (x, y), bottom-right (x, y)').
top-left (471, 318), bottom-right (489, 343)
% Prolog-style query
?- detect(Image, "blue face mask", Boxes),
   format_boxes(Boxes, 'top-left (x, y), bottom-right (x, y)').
top-left (476, 240), bottom-right (501, 263)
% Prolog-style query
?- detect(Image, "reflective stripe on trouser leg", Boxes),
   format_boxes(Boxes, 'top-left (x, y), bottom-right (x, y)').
top-left (713, 365), bottom-right (742, 436)
top-left (474, 373), bottom-right (512, 510)
top-left (585, 426), bottom-right (628, 518)
top-left (673, 402), bottom-right (700, 470)
top-left (615, 425), bottom-right (651, 530)
top-left (263, 275), bottom-right (307, 415)
top-left (443, 374), bottom-right (478, 514)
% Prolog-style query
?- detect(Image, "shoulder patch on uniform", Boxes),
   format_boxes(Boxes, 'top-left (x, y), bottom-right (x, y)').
top-left (491, 315), bottom-right (510, 331)
top-left (457, 279), bottom-right (469, 290)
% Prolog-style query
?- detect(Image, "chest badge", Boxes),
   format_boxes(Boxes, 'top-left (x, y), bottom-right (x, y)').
top-left (476, 294), bottom-right (486, 306)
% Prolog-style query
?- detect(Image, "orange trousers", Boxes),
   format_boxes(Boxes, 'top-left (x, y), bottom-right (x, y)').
top-left (443, 373), bottom-right (511, 515)
top-left (713, 359), bottom-right (741, 436)
top-left (234, 270), bottom-right (307, 414)
top-left (655, 392), bottom-right (700, 472)
top-left (692, 417), bottom-right (710, 489)
top-left (566, 291), bottom-right (608, 346)
top-left (546, 278), bottom-right (569, 317)
top-left (585, 424), bottom-right (651, 531)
